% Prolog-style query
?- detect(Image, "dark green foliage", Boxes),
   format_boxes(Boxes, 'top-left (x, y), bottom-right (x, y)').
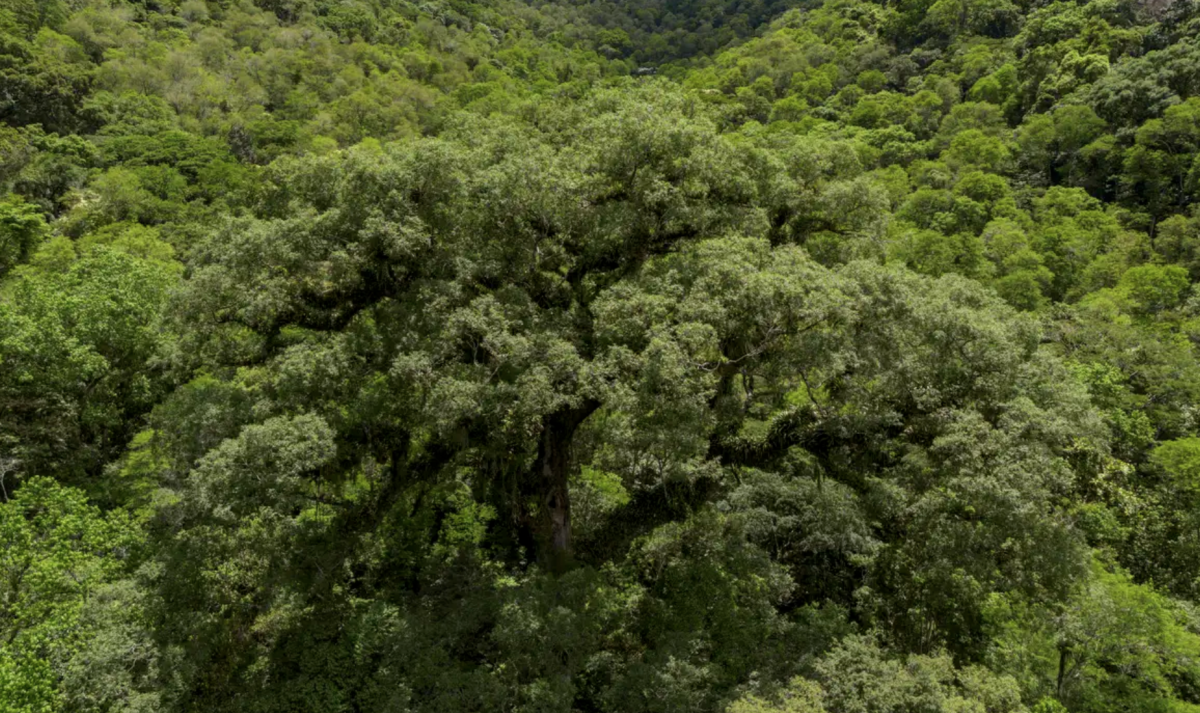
top-left (0, 194), bottom-right (47, 277)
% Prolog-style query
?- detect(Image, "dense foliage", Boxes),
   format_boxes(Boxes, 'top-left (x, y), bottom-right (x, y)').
top-left (7, 0), bottom-right (1200, 711)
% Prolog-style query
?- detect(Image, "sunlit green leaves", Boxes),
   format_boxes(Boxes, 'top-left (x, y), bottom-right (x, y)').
top-left (0, 478), bottom-right (144, 713)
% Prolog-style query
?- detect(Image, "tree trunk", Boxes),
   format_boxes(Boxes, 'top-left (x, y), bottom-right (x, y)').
top-left (1056, 645), bottom-right (1070, 700)
top-left (533, 400), bottom-right (600, 573)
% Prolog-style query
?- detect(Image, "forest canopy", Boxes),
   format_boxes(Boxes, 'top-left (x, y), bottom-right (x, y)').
top-left (5, 0), bottom-right (1200, 712)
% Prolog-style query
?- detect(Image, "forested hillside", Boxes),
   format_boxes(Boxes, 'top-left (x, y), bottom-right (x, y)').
top-left (7, 0), bottom-right (1200, 711)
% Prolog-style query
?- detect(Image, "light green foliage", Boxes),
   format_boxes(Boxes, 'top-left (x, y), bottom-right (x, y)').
top-left (1110, 264), bottom-right (1191, 315)
top-left (0, 478), bottom-right (144, 713)
top-left (985, 559), bottom-right (1200, 710)
top-left (571, 465), bottom-right (630, 538)
top-left (816, 635), bottom-right (1027, 713)
top-left (76, 222), bottom-right (181, 274)
top-left (1151, 438), bottom-right (1200, 492)
top-left (727, 636), bottom-right (1028, 713)
top-left (729, 678), bottom-right (827, 713)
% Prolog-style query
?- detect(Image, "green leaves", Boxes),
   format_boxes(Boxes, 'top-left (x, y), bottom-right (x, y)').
top-left (984, 559), bottom-right (1200, 709)
top-left (187, 413), bottom-right (337, 520)
top-left (0, 194), bottom-right (47, 277)
top-left (728, 635), bottom-right (1028, 713)
top-left (0, 478), bottom-right (144, 713)
top-left (8, 1), bottom-right (1200, 711)
top-left (0, 26), bottom-right (92, 133)
top-left (0, 248), bottom-right (175, 496)
top-left (1151, 437), bottom-right (1200, 492)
